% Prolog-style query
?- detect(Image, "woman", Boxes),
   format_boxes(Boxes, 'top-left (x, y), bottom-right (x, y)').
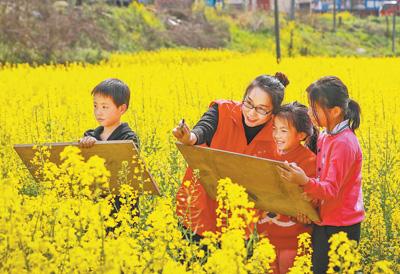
top-left (173, 72), bottom-right (290, 239)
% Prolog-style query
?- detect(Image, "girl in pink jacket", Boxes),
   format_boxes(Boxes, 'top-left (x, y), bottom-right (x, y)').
top-left (278, 76), bottom-right (364, 274)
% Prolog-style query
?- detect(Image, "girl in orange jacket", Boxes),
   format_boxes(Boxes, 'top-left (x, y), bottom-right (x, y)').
top-left (257, 102), bottom-right (318, 274)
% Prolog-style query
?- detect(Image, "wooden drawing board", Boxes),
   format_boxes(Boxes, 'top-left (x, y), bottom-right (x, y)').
top-left (14, 141), bottom-right (160, 195)
top-left (176, 142), bottom-right (320, 222)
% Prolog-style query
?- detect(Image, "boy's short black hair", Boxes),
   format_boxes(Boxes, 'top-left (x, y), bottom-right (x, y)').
top-left (91, 78), bottom-right (130, 109)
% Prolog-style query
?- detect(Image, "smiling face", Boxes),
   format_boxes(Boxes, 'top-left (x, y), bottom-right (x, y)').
top-left (242, 87), bottom-right (274, 127)
top-left (273, 116), bottom-right (306, 154)
top-left (93, 94), bottom-right (126, 128)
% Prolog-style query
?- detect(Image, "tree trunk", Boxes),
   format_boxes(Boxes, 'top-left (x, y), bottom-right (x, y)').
top-left (290, 0), bottom-right (295, 21)
top-left (392, 12), bottom-right (396, 54)
top-left (274, 0), bottom-right (281, 63)
top-left (333, 0), bottom-right (337, 32)
top-left (386, 15), bottom-right (390, 38)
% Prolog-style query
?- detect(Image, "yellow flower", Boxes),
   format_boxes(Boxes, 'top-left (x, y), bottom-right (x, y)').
top-left (1, 49), bottom-right (399, 272)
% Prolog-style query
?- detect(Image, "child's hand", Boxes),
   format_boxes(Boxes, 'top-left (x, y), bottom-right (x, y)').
top-left (277, 161), bottom-right (309, 185)
top-left (79, 136), bottom-right (97, 148)
top-left (294, 212), bottom-right (312, 224)
top-left (172, 119), bottom-right (197, 145)
top-left (310, 198), bottom-right (320, 208)
top-left (301, 192), bottom-right (319, 206)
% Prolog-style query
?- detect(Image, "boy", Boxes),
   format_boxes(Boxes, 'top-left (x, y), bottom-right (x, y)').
top-left (79, 78), bottom-right (139, 148)
top-left (79, 78), bottom-right (140, 228)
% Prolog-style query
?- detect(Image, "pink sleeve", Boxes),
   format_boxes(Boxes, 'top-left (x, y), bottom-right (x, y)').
top-left (302, 141), bottom-right (355, 200)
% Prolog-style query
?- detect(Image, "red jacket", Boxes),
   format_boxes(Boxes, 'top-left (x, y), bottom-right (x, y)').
top-left (302, 127), bottom-right (365, 226)
top-left (257, 145), bottom-right (316, 250)
top-left (176, 100), bottom-right (276, 236)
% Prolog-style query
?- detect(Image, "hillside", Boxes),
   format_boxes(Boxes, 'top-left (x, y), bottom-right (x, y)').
top-left (0, 1), bottom-right (398, 65)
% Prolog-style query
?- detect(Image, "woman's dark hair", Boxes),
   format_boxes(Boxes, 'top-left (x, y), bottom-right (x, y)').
top-left (276, 101), bottom-right (319, 154)
top-left (91, 78), bottom-right (130, 109)
top-left (243, 72), bottom-right (289, 114)
top-left (306, 76), bottom-right (360, 131)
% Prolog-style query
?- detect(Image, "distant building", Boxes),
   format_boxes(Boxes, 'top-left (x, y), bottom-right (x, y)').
top-left (250, 0), bottom-right (271, 11)
top-left (270, 0), bottom-right (312, 13)
top-left (203, 0), bottom-right (388, 15)
top-left (228, 0), bottom-right (307, 12)
top-left (312, 0), bottom-right (388, 14)
top-left (217, 0), bottom-right (270, 11)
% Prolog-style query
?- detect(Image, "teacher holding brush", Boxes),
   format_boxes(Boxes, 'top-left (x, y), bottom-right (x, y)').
top-left (172, 72), bottom-right (290, 240)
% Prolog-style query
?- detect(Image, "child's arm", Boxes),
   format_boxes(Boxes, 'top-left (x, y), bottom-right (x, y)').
top-left (279, 141), bottom-right (356, 200)
top-left (122, 132), bottom-right (140, 150)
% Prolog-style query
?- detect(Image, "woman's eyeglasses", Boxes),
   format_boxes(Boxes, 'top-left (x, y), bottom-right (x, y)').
top-left (242, 99), bottom-right (272, 116)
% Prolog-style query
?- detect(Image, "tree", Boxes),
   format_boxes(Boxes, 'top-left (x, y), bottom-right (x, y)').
top-left (392, 8), bottom-right (396, 53)
top-left (333, 0), bottom-right (337, 32)
top-left (290, 0), bottom-right (295, 21)
top-left (274, 0), bottom-right (281, 63)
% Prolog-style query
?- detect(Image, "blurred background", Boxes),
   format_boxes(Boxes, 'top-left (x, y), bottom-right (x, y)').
top-left (1, 0), bottom-right (399, 65)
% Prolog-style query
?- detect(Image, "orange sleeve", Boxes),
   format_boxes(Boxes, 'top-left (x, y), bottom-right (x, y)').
top-left (301, 156), bottom-right (317, 178)
top-left (294, 148), bottom-right (317, 178)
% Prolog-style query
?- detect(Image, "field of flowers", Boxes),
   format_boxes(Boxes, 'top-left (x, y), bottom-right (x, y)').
top-left (0, 50), bottom-right (399, 273)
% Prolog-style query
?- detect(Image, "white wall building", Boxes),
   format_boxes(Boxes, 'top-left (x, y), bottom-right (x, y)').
top-left (270, 0), bottom-right (312, 13)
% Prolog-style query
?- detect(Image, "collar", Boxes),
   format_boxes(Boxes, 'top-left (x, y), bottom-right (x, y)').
top-left (325, 119), bottom-right (349, 135)
top-left (93, 123), bottom-right (127, 140)
top-left (93, 126), bottom-right (104, 140)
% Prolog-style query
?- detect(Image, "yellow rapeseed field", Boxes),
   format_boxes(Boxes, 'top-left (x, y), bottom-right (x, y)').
top-left (0, 50), bottom-right (398, 273)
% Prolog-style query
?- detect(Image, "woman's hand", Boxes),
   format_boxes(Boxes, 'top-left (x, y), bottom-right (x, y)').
top-left (277, 161), bottom-right (309, 186)
top-left (172, 119), bottom-right (197, 145)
